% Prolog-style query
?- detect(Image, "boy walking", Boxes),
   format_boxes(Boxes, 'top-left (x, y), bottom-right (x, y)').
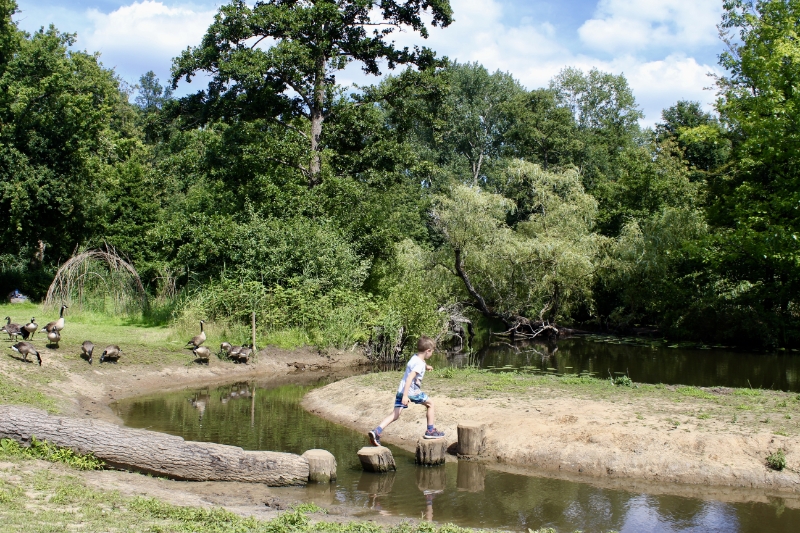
top-left (368, 336), bottom-right (445, 446)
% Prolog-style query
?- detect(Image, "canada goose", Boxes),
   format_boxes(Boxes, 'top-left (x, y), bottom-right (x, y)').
top-left (237, 345), bottom-right (252, 364)
top-left (185, 320), bottom-right (206, 348)
top-left (41, 304), bottom-right (68, 333)
top-left (193, 346), bottom-right (211, 363)
top-left (11, 342), bottom-right (41, 365)
top-left (100, 345), bottom-right (121, 363)
top-left (81, 340), bottom-right (95, 364)
top-left (24, 318), bottom-right (38, 340)
top-left (46, 329), bottom-right (61, 348)
top-left (229, 345), bottom-right (243, 360)
top-left (1, 317), bottom-right (23, 341)
top-left (220, 342), bottom-right (232, 354)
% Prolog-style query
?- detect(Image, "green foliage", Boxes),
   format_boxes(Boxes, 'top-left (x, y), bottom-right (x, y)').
top-left (433, 163), bottom-right (603, 324)
top-left (610, 375), bottom-right (633, 387)
top-left (0, 437), bottom-right (104, 470)
top-left (766, 449), bottom-right (786, 471)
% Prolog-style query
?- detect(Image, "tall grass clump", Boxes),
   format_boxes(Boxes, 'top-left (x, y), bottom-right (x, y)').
top-left (44, 246), bottom-right (148, 316)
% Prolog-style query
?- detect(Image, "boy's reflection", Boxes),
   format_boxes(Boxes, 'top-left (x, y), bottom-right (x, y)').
top-left (357, 472), bottom-right (396, 514)
top-left (416, 466), bottom-right (446, 521)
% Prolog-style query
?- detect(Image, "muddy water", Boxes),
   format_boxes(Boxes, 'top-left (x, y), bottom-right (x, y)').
top-left (115, 378), bottom-right (800, 532)
top-left (451, 336), bottom-right (800, 392)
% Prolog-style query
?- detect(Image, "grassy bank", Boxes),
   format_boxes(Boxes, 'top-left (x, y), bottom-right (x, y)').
top-left (358, 367), bottom-right (800, 438)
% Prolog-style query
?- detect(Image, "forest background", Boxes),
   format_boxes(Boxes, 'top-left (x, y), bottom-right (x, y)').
top-left (0, 0), bottom-right (798, 350)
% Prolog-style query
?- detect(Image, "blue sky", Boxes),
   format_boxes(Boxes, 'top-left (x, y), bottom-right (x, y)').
top-left (15, 1), bottom-right (726, 125)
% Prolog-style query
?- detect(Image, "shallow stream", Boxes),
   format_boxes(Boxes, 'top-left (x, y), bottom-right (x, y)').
top-left (115, 336), bottom-right (800, 532)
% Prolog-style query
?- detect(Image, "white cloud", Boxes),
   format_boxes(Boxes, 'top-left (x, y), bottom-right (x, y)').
top-left (81, 1), bottom-right (215, 84)
top-left (578, 0), bottom-right (723, 54)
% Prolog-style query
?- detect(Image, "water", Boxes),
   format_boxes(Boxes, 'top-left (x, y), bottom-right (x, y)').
top-left (446, 335), bottom-right (800, 392)
top-left (115, 375), bottom-right (800, 532)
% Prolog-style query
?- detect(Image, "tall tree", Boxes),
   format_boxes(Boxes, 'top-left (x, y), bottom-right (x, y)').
top-left (172, 0), bottom-right (453, 187)
top-left (709, 0), bottom-right (800, 345)
top-left (438, 62), bottom-right (523, 185)
top-left (135, 71), bottom-right (173, 111)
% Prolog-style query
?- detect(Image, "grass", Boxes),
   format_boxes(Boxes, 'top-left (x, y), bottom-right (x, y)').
top-left (0, 437), bottom-right (104, 470)
top-left (358, 367), bottom-right (800, 437)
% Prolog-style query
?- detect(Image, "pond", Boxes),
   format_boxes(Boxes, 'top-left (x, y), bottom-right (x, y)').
top-left (115, 372), bottom-right (800, 532)
top-left (448, 335), bottom-right (800, 392)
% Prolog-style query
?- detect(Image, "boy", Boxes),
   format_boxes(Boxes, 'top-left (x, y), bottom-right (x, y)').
top-left (368, 336), bottom-right (444, 446)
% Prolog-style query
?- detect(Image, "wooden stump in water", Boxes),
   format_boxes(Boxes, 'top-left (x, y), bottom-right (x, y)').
top-left (357, 446), bottom-right (396, 473)
top-left (457, 460), bottom-right (486, 492)
top-left (302, 449), bottom-right (337, 483)
top-left (0, 405), bottom-right (308, 486)
top-left (415, 438), bottom-right (447, 466)
top-left (457, 422), bottom-right (486, 457)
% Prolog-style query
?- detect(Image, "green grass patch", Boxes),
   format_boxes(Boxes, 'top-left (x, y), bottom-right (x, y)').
top-left (733, 388), bottom-right (762, 397)
top-left (0, 376), bottom-right (57, 412)
top-left (0, 437), bottom-right (104, 470)
top-left (677, 387), bottom-right (715, 400)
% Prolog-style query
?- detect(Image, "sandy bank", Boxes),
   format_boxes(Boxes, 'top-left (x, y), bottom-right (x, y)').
top-left (303, 372), bottom-right (800, 496)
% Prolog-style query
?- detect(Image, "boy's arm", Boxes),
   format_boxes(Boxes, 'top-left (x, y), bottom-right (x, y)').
top-left (401, 371), bottom-right (417, 406)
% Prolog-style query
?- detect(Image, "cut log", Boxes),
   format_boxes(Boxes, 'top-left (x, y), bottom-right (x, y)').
top-left (457, 460), bottom-right (486, 492)
top-left (357, 471), bottom-right (396, 495)
top-left (416, 463), bottom-right (446, 493)
top-left (415, 438), bottom-right (447, 466)
top-left (357, 446), bottom-right (396, 473)
top-left (302, 449), bottom-right (337, 483)
top-left (0, 405), bottom-right (307, 486)
top-left (457, 422), bottom-right (486, 456)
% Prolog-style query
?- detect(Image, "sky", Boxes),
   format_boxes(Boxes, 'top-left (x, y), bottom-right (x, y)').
top-left (14, 0), bottom-right (726, 126)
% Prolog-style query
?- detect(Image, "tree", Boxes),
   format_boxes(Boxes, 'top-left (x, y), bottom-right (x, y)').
top-left (655, 100), bottom-right (729, 175)
top-left (172, 0), bottom-right (453, 187)
top-left (135, 71), bottom-right (173, 111)
top-left (437, 62), bottom-right (523, 185)
top-left (709, 0), bottom-right (800, 346)
top-left (432, 162), bottom-right (603, 336)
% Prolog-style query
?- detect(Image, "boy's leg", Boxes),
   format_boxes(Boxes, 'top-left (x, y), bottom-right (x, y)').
top-left (422, 398), bottom-right (435, 427)
top-left (369, 406), bottom-right (404, 445)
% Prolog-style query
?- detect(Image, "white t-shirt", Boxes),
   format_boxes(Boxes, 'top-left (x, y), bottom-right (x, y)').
top-left (397, 354), bottom-right (426, 395)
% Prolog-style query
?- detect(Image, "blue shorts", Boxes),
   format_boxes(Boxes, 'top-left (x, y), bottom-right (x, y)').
top-left (395, 391), bottom-right (429, 408)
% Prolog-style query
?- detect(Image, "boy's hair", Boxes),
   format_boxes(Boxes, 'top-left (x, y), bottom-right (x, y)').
top-left (417, 335), bottom-right (436, 352)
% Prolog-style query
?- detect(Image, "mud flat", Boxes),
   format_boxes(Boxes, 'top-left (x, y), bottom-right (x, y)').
top-left (303, 370), bottom-right (800, 494)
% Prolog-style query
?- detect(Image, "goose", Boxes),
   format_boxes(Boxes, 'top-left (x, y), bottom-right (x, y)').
top-left (100, 345), bottom-right (121, 363)
top-left (41, 304), bottom-right (68, 333)
top-left (46, 329), bottom-right (61, 348)
top-left (24, 318), bottom-right (38, 340)
top-left (11, 342), bottom-right (41, 366)
top-left (185, 320), bottom-right (206, 348)
top-left (193, 345), bottom-right (211, 363)
top-left (237, 345), bottom-right (252, 364)
top-left (1, 317), bottom-right (23, 341)
top-left (229, 345), bottom-right (243, 361)
top-left (220, 342), bottom-right (232, 354)
top-left (81, 340), bottom-right (95, 364)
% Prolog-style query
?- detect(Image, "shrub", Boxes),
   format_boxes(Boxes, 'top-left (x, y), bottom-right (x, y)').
top-left (766, 449), bottom-right (786, 471)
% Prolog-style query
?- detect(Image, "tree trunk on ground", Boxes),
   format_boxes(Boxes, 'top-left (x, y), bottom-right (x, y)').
top-left (415, 437), bottom-right (447, 466)
top-left (0, 405), bottom-right (308, 486)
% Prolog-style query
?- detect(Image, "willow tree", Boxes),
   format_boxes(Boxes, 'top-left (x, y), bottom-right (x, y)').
top-left (172, 0), bottom-right (453, 187)
top-left (432, 161), bottom-right (603, 336)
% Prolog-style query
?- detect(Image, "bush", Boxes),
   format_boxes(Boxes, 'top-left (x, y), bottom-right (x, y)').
top-left (766, 449), bottom-right (786, 471)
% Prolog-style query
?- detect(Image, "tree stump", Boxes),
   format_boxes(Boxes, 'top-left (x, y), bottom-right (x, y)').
top-left (0, 405), bottom-right (308, 486)
top-left (357, 471), bottom-right (396, 495)
top-left (416, 463), bottom-right (446, 493)
top-left (415, 438), bottom-right (447, 466)
top-left (302, 449), bottom-right (337, 483)
top-left (457, 460), bottom-right (486, 492)
top-left (357, 446), bottom-right (396, 473)
top-left (457, 422), bottom-right (486, 456)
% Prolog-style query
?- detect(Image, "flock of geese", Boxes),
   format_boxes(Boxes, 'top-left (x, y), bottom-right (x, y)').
top-left (2, 304), bottom-right (122, 366)
top-left (185, 320), bottom-right (253, 364)
top-left (3, 311), bottom-right (252, 367)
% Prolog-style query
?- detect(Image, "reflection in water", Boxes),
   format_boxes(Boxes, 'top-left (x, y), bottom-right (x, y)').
top-left (115, 379), bottom-right (800, 532)
top-left (440, 337), bottom-right (800, 392)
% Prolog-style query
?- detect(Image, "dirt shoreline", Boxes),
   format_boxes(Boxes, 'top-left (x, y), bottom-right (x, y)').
top-left (302, 373), bottom-right (800, 505)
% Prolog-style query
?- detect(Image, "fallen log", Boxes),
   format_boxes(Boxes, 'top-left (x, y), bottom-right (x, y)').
top-left (0, 405), bottom-right (308, 486)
